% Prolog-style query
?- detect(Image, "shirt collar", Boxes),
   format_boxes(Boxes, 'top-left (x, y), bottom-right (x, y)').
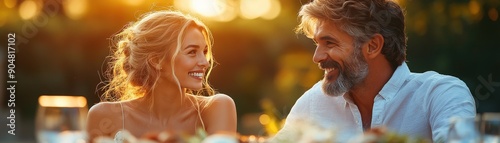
top-left (378, 62), bottom-right (411, 100)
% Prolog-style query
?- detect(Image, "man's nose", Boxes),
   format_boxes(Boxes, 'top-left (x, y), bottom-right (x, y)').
top-left (313, 46), bottom-right (327, 63)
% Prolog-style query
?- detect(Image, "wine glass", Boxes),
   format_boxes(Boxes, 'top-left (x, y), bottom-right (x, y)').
top-left (35, 95), bottom-right (88, 143)
top-left (447, 116), bottom-right (481, 143)
top-left (481, 112), bottom-right (500, 143)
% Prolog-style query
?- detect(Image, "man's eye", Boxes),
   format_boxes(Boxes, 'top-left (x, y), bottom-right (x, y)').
top-left (326, 41), bottom-right (337, 47)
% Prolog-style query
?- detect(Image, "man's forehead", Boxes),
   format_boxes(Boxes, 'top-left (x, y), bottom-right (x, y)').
top-left (314, 21), bottom-right (338, 37)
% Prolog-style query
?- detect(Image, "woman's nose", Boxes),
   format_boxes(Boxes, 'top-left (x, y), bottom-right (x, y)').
top-left (198, 56), bottom-right (209, 68)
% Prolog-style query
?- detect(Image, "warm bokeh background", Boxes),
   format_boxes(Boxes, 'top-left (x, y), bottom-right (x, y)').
top-left (1, 0), bottom-right (499, 142)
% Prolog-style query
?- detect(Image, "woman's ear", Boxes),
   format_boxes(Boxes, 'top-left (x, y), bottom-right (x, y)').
top-left (148, 57), bottom-right (162, 70)
top-left (366, 34), bottom-right (384, 59)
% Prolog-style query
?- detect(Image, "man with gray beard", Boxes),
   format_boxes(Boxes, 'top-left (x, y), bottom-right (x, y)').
top-left (273, 0), bottom-right (476, 142)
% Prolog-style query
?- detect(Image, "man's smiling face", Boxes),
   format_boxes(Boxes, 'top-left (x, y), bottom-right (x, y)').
top-left (312, 21), bottom-right (369, 96)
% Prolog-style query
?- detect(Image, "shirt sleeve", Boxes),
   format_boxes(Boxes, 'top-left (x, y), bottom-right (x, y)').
top-left (271, 81), bottom-right (320, 142)
top-left (428, 76), bottom-right (476, 142)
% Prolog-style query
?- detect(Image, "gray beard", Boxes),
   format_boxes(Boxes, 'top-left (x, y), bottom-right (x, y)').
top-left (323, 73), bottom-right (350, 96)
top-left (322, 50), bottom-right (368, 96)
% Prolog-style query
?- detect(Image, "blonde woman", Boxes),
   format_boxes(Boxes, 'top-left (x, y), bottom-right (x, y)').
top-left (86, 10), bottom-right (237, 142)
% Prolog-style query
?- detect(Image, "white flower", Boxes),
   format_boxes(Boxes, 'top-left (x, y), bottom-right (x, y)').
top-left (269, 119), bottom-right (336, 143)
top-left (93, 130), bottom-right (159, 143)
top-left (202, 134), bottom-right (238, 143)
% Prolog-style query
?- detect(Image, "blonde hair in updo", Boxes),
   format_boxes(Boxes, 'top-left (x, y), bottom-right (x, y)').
top-left (100, 10), bottom-right (215, 102)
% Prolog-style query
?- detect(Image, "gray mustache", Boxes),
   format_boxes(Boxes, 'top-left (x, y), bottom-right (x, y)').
top-left (319, 58), bottom-right (341, 70)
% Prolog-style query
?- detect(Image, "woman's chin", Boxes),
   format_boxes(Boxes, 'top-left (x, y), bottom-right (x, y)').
top-left (187, 85), bottom-right (203, 91)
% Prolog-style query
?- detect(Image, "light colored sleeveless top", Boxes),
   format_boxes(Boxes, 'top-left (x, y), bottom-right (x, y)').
top-left (113, 101), bottom-right (206, 142)
top-left (113, 102), bottom-right (125, 143)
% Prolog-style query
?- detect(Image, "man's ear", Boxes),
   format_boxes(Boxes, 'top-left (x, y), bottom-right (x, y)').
top-left (365, 33), bottom-right (384, 59)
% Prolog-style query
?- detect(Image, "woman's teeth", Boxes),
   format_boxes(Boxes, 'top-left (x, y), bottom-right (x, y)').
top-left (189, 72), bottom-right (203, 78)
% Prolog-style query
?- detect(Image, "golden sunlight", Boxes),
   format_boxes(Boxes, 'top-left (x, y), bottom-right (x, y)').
top-left (63, 0), bottom-right (88, 20)
top-left (261, 0), bottom-right (281, 20)
top-left (4, 0), bottom-right (17, 8)
top-left (191, 0), bottom-right (225, 17)
top-left (215, 7), bottom-right (238, 22)
top-left (123, 0), bottom-right (145, 6)
top-left (210, 1), bottom-right (238, 22)
top-left (175, 0), bottom-right (237, 22)
top-left (240, 0), bottom-right (271, 19)
top-left (175, 0), bottom-right (279, 21)
top-left (259, 114), bottom-right (271, 125)
top-left (0, 11), bottom-right (7, 27)
top-left (19, 0), bottom-right (39, 20)
top-left (38, 95), bottom-right (87, 108)
top-left (174, 0), bottom-right (190, 12)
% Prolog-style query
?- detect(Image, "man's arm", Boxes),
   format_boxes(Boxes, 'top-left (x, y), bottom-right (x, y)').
top-left (271, 81), bottom-right (321, 142)
top-left (428, 78), bottom-right (476, 141)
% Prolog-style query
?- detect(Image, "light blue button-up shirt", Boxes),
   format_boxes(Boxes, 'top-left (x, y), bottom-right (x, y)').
top-left (275, 62), bottom-right (476, 142)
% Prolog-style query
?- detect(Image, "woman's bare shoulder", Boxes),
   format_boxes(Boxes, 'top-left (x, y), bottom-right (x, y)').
top-left (209, 94), bottom-right (234, 103)
top-left (197, 94), bottom-right (237, 133)
top-left (192, 94), bottom-right (234, 107)
top-left (87, 102), bottom-right (124, 120)
top-left (87, 102), bottom-right (122, 123)
top-left (86, 102), bottom-right (125, 141)
top-left (199, 94), bottom-right (235, 111)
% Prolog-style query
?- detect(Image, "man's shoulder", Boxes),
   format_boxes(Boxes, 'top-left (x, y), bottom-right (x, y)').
top-left (295, 80), bottom-right (330, 101)
top-left (291, 80), bottom-right (344, 111)
top-left (285, 80), bottom-right (346, 127)
top-left (404, 71), bottom-right (473, 100)
top-left (408, 71), bottom-right (468, 88)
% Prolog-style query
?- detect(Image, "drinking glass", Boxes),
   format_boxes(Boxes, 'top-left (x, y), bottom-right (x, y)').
top-left (447, 116), bottom-right (481, 143)
top-left (35, 95), bottom-right (88, 143)
top-left (481, 112), bottom-right (500, 143)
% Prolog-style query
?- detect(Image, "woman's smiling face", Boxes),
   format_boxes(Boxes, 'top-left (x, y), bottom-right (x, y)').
top-left (176, 27), bottom-right (209, 90)
top-left (162, 26), bottom-right (210, 90)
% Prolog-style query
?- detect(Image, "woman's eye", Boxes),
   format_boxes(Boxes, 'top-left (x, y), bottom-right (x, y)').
top-left (188, 50), bottom-right (196, 55)
top-left (203, 49), bottom-right (208, 55)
